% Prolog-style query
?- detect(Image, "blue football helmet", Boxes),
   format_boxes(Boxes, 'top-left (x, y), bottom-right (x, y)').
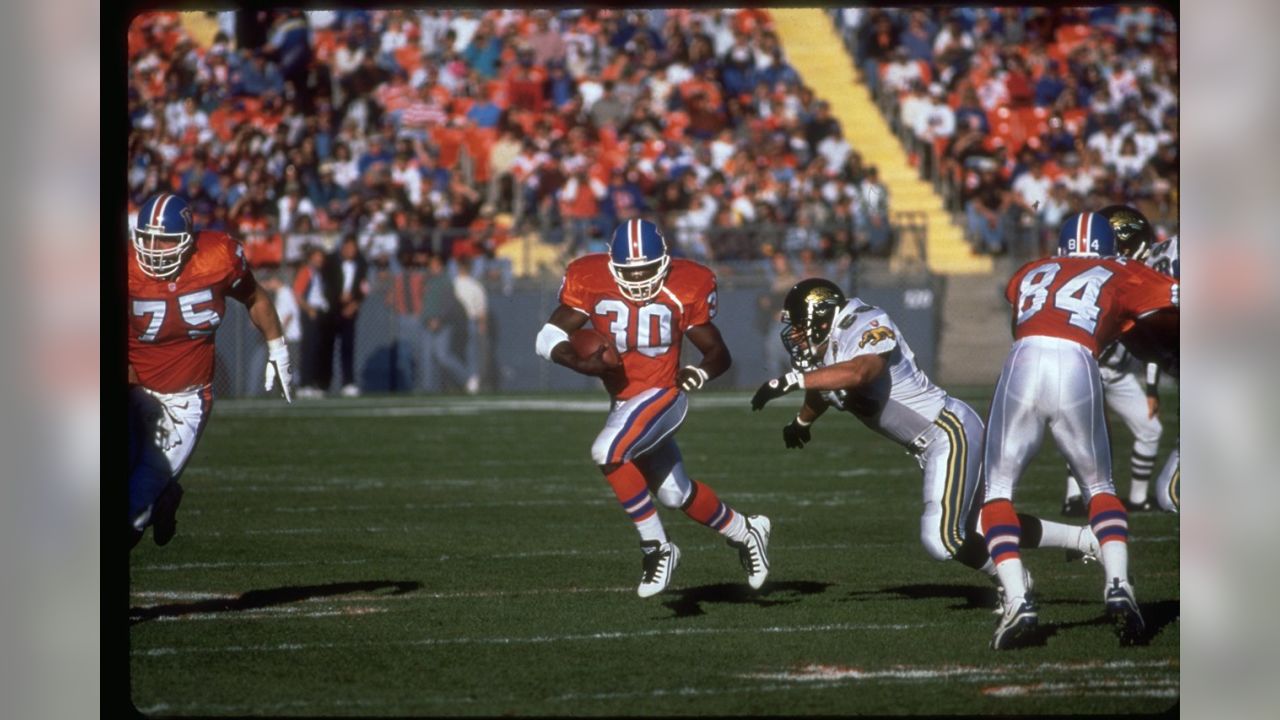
top-left (1057, 211), bottom-right (1115, 257)
top-left (608, 218), bottom-right (671, 302)
top-left (133, 192), bottom-right (195, 278)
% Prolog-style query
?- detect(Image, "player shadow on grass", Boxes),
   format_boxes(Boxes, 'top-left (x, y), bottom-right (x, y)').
top-left (660, 580), bottom-right (832, 619)
top-left (842, 583), bottom-right (1005, 611)
top-left (1034, 598), bottom-right (1180, 648)
top-left (840, 583), bottom-right (1099, 612)
top-left (129, 579), bottom-right (421, 625)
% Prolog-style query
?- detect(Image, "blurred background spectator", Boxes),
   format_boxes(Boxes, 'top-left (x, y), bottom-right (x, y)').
top-left (323, 234), bottom-right (370, 397)
top-left (836, 5), bottom-right (1178, 255)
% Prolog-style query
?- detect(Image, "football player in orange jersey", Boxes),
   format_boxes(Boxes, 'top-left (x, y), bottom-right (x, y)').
top-left (534, 218), bottom-right (771, 598)
top-left (981, 211), bottom-right (1179, 649)
top-left (128, 193), bottom-right (294, 549)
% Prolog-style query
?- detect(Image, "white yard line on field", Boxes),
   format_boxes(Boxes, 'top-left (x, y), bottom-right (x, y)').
top-left (133, 621), bottom-right (936, 656)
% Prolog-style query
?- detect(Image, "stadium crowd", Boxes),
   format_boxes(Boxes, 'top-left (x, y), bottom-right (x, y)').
top-left (128, 8), bottom-right (899, 283)
top-left (836, 6), bottom-right (1177, 256)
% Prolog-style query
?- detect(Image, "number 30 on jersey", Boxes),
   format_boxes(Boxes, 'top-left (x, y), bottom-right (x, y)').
top-left (594, 299), bottom-right (673, 358)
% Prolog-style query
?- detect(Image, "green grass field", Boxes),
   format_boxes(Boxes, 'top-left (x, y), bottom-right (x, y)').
top-left (128, 387), bottom-right (1179, 716)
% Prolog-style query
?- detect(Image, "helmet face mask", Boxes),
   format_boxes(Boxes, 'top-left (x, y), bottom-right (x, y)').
top-left (780, 278), bottom-right (847, 370)
top-left (1099, 204), bottom-right (1155, 261)
top-left (133, 193), bottom-right (194, 279)
top-left (608, 219), bottom-right (671, 302)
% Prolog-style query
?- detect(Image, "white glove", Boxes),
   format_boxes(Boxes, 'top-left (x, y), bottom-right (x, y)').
top-left (264, 337), bottom-right (294, 403)
top-left (677, 365), bottom-right (710, 392)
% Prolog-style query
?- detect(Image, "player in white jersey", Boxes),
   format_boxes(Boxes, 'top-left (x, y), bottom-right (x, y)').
top-left (1061, 205), bottom-right (1169, 515)
top-left (751, 278), bottom-right (1099, 606)
top-left (1143, 230), bottom-right (1179, 512)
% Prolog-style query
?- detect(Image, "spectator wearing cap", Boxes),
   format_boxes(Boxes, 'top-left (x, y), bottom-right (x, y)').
top-left (916, 83), bottom-right (956, 145)
top-left (882, 46), bottom-right (922, 96)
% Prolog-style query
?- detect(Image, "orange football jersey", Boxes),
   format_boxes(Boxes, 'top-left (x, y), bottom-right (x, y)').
top-left (560, 254), bottom-right (718, 399)
top-left (128, 231), bottom-right (257, 393)
top-left (1006, 255), bottom-right (1179, 357)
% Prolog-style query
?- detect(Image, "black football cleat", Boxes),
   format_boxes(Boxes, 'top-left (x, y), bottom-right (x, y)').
top-left (152, 482), bottom-right (185, 547)
top-left (1123, 498), bottom-right (1155, 513)
top-left (1061, 496), bottom-right (1086, 518)
top-left (1105, 578), bottom-right (1146, 646)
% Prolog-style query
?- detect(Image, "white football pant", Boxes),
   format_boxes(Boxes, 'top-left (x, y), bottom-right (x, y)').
top-left (986, 336), bottom-right (1114, 502)
top-left (129, 385), bottom-right (212, 529)
top-left (912, 397), bottom-right (985, 561)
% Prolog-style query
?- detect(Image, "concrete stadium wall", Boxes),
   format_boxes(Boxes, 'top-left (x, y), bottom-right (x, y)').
top-left (211, 270), bottom-right (942, 397)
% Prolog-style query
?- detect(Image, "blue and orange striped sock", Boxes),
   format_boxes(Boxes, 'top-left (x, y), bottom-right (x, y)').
top-left (981, 499), bottom-right (1029, 600)
top-left (606, 463), bottom-right (667, 545)
top-left (681, 481), bottom-right (748, 542)
top-left (1088, 493), bottom-right (1129, 584)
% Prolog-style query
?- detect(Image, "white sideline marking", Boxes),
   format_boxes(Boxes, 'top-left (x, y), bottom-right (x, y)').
top-left (150, 607), bottom-right (388, 622)
top-left (134, 622), bottom-right (935, 656)
top-left (983, 679), bottom-right (1178, 698)
top-left (218, 395), bottom-right (758, 418)
top-left (744, 658), bottom-right (1176, 684)
top-left (131, 537), bottom-right (1177, 571)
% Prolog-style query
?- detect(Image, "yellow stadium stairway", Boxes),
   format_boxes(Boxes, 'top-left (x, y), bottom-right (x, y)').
top-left (772, 9), bottom-right (991, 275)
top-left (179, 12), bottom-right (222, 48)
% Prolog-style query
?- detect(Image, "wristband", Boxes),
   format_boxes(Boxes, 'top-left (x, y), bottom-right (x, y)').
top-left (267, 336), bottom-right (287, 353)
top-left (535, 323), bottom-right (570, 361)
top-left (794, 415), bottom-right (813, 428)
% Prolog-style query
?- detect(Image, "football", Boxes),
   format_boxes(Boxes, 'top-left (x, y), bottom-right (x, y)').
top-left (570, 328), bottom-right (621, 368)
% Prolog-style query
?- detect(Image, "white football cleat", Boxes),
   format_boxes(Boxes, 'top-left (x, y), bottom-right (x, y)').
top-left (993, 566), bottom-right (1035, 615)
top-left (1076, 526), bottom-right (1101, 564)
top-left (730, 515), bottom-right (771, 589)
top-left (637, 540), bottom-right (680, 598)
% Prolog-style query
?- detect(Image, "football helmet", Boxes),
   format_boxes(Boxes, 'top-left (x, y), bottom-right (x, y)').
top-left (133, 192), bottom-right (195, 279)
top-left (608, 218), bottom-right (671, 302)
top-left (1057, 211), bottom-right (1115, 258)
top-left (780, 278), bottom-right (848, 370)
top-left (1099, 204), bottom-right (1155, 261)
